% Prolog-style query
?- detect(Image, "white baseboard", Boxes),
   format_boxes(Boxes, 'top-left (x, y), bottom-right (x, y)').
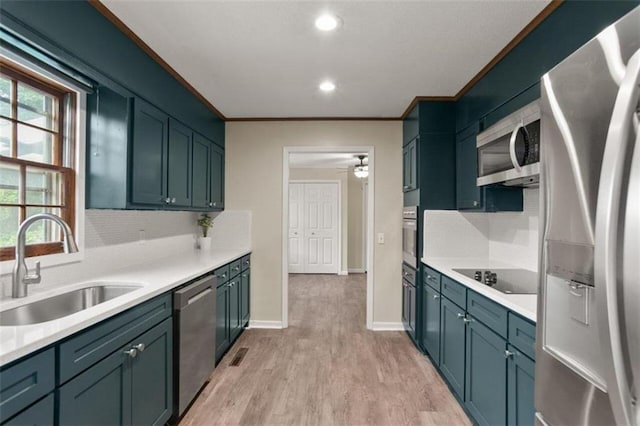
top-left (348, 268), bottom-right (365, 273)
top-left (247, 320), bottom-right (284, 329)
top-left (338, 270), bottom-right (348, 276)
top-left (371, 322), bottom-right (405, 331)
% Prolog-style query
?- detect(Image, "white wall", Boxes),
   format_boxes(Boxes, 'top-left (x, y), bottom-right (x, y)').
top-left (225, 120), bottom-right (402, 325)
top-left (423, 188), bottom-right (539, 271)
top-left (347, 167), bottom-right (366, 271)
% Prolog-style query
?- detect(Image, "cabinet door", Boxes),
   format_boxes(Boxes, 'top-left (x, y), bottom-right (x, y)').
top-left (130, 318), bottom-right (173, 426)
top-left (3, 393), bottom-right (53, 426)
top-left (402, 282), bottom-right (410, 331)
top-left (403, 138), bottom-right (418, 192)
top-left (229, 278), bottom-right (241, 340)
top-left (191, 133), bottom-right (211, 208)
top-left (456, 124), bottom-right (482, 210)
top-left (408, 283), bottom-right (416, 336)
top-left (440, 297), bottom-right (466, 399)
top-left (167, 119), bottom-right (192, 207)
top-left (507, 345), bottom-right (535, 426)
top-left (240, 269), bottom-right (250, 325)
top-left (465, 317), bottom-right (507, 426)
top-left (58, 345), bottom-right (132, 426)
top-left (131, 98), bottom-right (168, 206)
top-left (210, 144), bottom-right (224, 209)
top-left (422, 284), bottom-right (441, 365)
top-left (215, 284), bottom-right (230, 362)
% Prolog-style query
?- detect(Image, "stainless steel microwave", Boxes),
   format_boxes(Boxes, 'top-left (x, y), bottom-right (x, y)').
top-left (476, 100), bottom-right (541, 187)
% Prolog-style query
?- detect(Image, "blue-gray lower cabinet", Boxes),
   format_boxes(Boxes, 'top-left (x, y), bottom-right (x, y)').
top-left (439, 297), bottom-right (466, 399)
top-left (507, 345), bottom-right (535, 426)
top-left (229, 277), bottom-right (241, 340)
top-left (465, 317), bottom-right (507, 426)
top-left (215, 282), bottom-right (230, 362)
top-left (2, 394), bottom-right (54, 426)
top-left (240, 269), bottom-right (250, 326)
top-left (58, 318), bottom-right (173, 426)
top-left (421, 284), bottom-right (441, 366)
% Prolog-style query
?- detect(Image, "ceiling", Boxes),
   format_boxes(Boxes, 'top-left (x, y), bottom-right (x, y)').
top-left (101, 0), bottom-right (551, 119)
top-left (289, 152), bottom-right (367, 169)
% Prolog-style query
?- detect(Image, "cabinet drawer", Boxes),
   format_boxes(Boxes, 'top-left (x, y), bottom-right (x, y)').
top-left (423, 266), bottom-right (441, 291)
top-left (0, 348), bottom-right (55, 423)
top-left (214, 265), bottom-right (230, 286)
top-left (59, 294), bottom-right (171, 384)
top-left (2, 393), bottom-right (54, 426)
top-left (467, 291), bottom-right (508, 338)
top-left (241, 254), bottom-right (251, 271)
top-left (229, 259), bottom-right (242, 278)
top-left (441, 275), bottom-right (466, 309)
top-left (508, 313), bottom-right (536, 360)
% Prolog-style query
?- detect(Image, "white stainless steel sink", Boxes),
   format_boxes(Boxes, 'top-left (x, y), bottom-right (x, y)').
top-left (0, 283), bottom-right (143, 326)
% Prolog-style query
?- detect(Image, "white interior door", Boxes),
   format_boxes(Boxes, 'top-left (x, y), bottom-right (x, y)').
top-left (304, 183), bottom-right (339, 274)
top-left (288, 182), bottom-right (339, 274)
top-left (288, 183), bottom-right (304, 273)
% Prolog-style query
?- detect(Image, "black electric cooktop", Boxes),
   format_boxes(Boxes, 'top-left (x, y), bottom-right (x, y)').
top-left (452, 268), bottom-right (538, 294)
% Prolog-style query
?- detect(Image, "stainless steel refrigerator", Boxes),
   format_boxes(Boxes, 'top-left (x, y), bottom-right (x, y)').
top-left (537, 6), bottom-right (639, 426)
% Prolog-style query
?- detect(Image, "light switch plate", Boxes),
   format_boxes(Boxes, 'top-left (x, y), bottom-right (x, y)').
top-left (377, 233), bottom-right (384, 244)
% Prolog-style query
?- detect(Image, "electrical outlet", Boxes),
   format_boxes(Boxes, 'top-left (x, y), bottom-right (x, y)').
top-left (377, 233), bottom-right (385, 244)
top-left (138, 229), bottom-right (146, 242)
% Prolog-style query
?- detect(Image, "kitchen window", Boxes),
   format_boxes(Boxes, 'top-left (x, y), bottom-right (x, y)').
top-left (0, 59), bottom-right (77, 261)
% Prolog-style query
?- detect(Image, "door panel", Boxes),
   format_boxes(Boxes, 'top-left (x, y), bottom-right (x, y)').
top-left (192, 134), bottom-right (210, 208)
top-left (422, 284), bottom-right (441, 365)
top-left (507, 345), bottom-right (535, 426)
top-left (288, 183), bottom-right (304, 273)
top-left (303, 183), bottom-right (339, 274)
top-left (209, 144), bottom-right (224, 209)
top-left (215, 285), bottom-right (229, 362)
top-left (229, 279), bottom-right (241, 340)
top-left (167, 119), bottom-right (192, 207)
top-left (440, 297), bottom-right (466, 399)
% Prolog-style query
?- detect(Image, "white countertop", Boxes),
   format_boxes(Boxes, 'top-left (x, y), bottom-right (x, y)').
top-left (0, 247), bottom-right (250, 366)
top-left (421, 257), bottom-right (537, 323)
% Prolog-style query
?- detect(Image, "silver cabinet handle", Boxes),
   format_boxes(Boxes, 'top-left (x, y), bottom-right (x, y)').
top-left (457, 313), bottom-right (465, 319)
top-left (133, 343), bottom-right (145, 352)
top-left (426, 274), bottom-right (434, 280)
top-left (433, 294), bottom-right (440, 299)
top-left (164, 197), bottom-right (171, 204)
top-left (504, 350), bottom-right (515, 359)
top-left (124, 348), bottom-right (137, 358)
top-left (171, 197), bottom-right (176, 204)
top-left (403, 185), bottom-right (410, 189)
top-left (209, 202), bottom-right (213, 207)
top-left (473, 200), bottom-right (480, 207)
top-left (463, 317), bottom-right (474, 324)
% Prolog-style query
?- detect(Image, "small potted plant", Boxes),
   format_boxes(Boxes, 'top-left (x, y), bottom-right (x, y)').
top-left (197, 213), bottom-right (214, 250)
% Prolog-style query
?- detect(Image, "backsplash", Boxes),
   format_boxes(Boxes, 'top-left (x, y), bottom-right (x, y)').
top-left (424, 188), bottom-right (540, 271)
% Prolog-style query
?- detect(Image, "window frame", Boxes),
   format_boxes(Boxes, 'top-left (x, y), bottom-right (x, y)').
top-left (0, 59), bottom-right (77, 261)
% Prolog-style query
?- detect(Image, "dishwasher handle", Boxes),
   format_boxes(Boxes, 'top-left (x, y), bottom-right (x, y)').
top-left (174, 275), bottom-right (216, 310)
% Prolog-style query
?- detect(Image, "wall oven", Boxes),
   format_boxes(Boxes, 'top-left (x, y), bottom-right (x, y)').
top-left (402, 206), bottom-right (418, 268)
top-left (477, 100), bottom-right (541, 187)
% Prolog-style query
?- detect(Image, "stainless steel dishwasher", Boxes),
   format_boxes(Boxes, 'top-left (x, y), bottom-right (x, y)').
top-left (173, 274), bottom-right (216, 418)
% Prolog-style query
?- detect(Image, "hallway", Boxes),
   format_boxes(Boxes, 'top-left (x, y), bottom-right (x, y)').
top-left (180, 274), bottom-right (470, 425)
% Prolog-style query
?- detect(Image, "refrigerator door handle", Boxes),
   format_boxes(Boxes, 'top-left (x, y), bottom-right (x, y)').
top-left (595, 47), bottom-right (640, 426)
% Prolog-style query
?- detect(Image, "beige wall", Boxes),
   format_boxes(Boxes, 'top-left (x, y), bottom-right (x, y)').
top-left (226, 121), bottom-right (402, 325)
top-left (289, 168), bottom-right (349, 273)
top-left (347, 167), bottom-right (366, 271)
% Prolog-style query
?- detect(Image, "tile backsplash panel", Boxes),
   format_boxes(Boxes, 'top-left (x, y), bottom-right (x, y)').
top-left (424, 188), bottom-right (540, 271)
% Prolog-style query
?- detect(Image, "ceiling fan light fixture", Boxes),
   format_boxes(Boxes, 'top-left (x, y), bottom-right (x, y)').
top-left (354, 155), bottom-right (369, 178)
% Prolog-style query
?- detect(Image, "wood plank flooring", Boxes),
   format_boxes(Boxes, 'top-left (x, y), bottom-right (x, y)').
top-left (180, 273), bottom-right (471, 426)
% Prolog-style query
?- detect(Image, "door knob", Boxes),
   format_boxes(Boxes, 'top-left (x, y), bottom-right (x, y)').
top-left (123, 348), bottom-right (137, 358)
top-left (504, 350), bottom-right (515, 359)
top-left (457, 313), bottom-right (465, 319)
top-left (209, 202), bottom-right (213, 207)
top-left (164, 198), bottom-right (171, 204)
top-left (433, 294), bottom-right (440, 299)
top-left (133, 343), bottom-right (145, 352)
top-left (171, 197), bottom-right (176, 204)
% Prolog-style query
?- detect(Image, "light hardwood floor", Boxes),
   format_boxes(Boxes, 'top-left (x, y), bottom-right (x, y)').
top-left (179, 273), bottom-right (471, 426)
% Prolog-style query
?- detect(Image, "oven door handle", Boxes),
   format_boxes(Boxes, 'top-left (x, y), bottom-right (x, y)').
top-left (509, 121), bottom-right (526, 172)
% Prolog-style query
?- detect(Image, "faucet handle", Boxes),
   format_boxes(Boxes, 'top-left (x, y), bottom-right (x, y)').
top-left (24, 261), bottom-right (41, 284)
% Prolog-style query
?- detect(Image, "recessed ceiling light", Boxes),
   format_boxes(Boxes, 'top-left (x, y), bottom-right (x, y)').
top-left (315, 14), bottom-right (339, 31)
top-left (319, 81), bottom-right (336, 92)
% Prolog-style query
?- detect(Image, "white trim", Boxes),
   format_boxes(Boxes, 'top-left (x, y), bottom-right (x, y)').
top-left (348, 268), bottom-right (365, 273)
top-left (363, 180), bottom-right (368, 272)
top-left (247, 320), bottom-right (284, 329)
top-left (338, 270), bottom-right (348, 276)
top-left (283, 146), bottom-right (375, 330)
top-left (371, 322), bottom-right (405, 331)
top-left (289, 179), bottom-right (342, 275)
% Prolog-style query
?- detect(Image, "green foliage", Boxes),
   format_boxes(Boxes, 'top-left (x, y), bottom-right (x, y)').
top-left (197, 213), bottom-right (214, 237)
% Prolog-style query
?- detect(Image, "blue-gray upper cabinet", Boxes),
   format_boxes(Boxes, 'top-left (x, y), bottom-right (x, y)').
top-left (167, 119), bottom-right (193, 207)
top-left (131, 97), bottom-right (169, 207)
top-left (403, 138), bottom-right (418, 192)
top-left (465, 317), bottom-right (507, 426)
top-left (507, 344), bottom-right (535, 426)
top-left (192, 133), bottom-right (211, 208)
top-left (455, 122), bottom-right (523, 212)
top-left (209, 143), bottom-right (225, 209)
top-left (439, 296), bottom-right (466, 399)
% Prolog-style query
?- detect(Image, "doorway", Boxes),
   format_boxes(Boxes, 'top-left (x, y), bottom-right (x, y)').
top-left (282, 146), bottom-right (374, 329)
top-left (288, 181), bottom-right (341, 274)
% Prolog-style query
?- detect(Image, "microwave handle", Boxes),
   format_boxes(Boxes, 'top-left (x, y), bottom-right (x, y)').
top-left (509, 121), bottom-right (524, 172)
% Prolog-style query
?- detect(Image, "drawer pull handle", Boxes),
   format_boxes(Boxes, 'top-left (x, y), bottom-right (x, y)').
top-left (433, 295), bottom-right (440, 299)
top-left (124, 348), bottom-right (137, 358)
top-left (133, 343), bottom-right (145, 353)
top-left (462, 318), bottom-right (474, 324)
top-left (504, 350), bottom-right (515, 359)
top-left (457, 313), bottom-right (465, 319)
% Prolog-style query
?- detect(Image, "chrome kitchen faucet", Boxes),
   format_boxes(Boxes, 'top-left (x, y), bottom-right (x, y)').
top-left (12, 213), bottom-right (79, 298)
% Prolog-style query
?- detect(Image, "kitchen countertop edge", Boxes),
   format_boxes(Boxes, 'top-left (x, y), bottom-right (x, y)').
top-left (0, 247), bottom-right (251, 367)
top-left (421, 256), bottom-right (537, 323)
